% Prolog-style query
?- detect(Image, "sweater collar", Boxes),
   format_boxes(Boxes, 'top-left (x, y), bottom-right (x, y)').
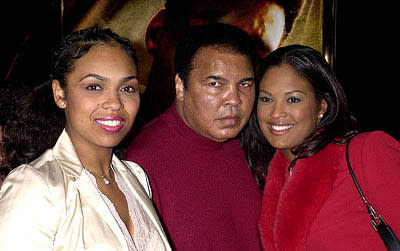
top-left (165, 103), bottom-right (226, 151)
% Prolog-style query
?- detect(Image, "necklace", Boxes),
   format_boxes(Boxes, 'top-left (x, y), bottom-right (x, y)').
top-left (100, 163), bottom-right (113, 185)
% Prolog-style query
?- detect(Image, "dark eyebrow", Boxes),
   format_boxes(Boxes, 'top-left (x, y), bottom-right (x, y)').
top-left (239, 77), bottom-right (255, 83)
top-left (121, 75), bottom-right (138, 82)
top-left (80, 74), bottom-right (105, 82)
top-left (79, 74), bottom-right (138, 82)
top-left (205, 76), bottom-right (255, 83)
top-left (259, 89), bottom-right (307, 95)
top-left (205, 75), bottom-right (227, 81)
top-left (286, 90), bottom-right (307, 95)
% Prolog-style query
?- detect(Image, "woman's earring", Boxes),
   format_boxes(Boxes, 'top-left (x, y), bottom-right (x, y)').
top-left (61, 101), bottom-right (65, 106)
top-left (319, 113), bottom-right (324, 118)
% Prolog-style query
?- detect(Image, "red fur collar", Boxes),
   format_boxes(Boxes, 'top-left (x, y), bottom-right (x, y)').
top-left (260, 143), bottom-right (344, 251)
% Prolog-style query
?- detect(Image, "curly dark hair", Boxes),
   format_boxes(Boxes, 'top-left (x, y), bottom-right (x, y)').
top-left (0, 81), bottom-right (27, 125)
top-left (0, 80), bottom-right (30, 176)
top-left (1, 82), bottom-right (63, 176)
top-left (241, 44), bottom-right (359, 188)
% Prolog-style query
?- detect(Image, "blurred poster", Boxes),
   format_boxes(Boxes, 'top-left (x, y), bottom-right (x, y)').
top-left (65, 0), bottom-right (329, 122)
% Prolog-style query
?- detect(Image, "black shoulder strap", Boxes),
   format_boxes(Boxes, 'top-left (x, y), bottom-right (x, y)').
top-left (346, 136), bottom-right (400, 250)
top-left (346, 137), bottom-right (369, 205)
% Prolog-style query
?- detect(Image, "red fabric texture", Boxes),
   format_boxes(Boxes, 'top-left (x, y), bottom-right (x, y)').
top-left (126, 104), bottom-right (262, 250)
top-left (259, 131), bottom-right (400, 251)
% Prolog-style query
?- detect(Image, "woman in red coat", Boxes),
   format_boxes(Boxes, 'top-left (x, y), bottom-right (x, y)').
top-left (242, 44), bottom-right (400, 250)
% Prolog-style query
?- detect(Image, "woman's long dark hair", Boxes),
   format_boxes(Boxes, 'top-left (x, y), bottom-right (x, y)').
top-left (1, 27), bottom-right (138, 176)
top-left (242, 44), bottom-right (359, 188)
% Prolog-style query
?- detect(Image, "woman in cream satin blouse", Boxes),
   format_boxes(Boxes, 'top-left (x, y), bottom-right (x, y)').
top-left (0, 27), bottom-right (172, 251)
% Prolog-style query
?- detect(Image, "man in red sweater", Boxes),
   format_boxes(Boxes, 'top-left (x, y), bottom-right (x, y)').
top-left (126, 23), bottom-right (262, 250)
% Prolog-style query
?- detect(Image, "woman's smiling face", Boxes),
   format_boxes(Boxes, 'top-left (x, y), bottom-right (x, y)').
top-left (54, 44), bottom-right (140, 152)
top-left (257, 64), bottom-right (326, 161)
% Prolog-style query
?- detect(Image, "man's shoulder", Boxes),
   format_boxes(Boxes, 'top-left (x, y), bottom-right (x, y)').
top-left (134, 105), bottom-right (177, 140)
top-left (127, 109), bottom-right (179, 158)
top-left (135, 114), bottom-right (169, 140)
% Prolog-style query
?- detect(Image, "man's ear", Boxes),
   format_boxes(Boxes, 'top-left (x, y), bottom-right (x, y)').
top-left (145, 8), bottom-right (166, 54)
top-left (52, 80), bottom-right (66, 109)
top-left (175, 74), bottom-right (185, 102)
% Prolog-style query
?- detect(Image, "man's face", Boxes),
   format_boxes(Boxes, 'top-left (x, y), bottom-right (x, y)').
top-left (175, 47), bottom-right (255, 142)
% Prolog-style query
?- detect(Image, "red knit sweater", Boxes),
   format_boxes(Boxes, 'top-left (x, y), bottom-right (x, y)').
top-left (259, 131), bottom-right (400, 251)
top-left (127, 104), bottom-right (262, 250)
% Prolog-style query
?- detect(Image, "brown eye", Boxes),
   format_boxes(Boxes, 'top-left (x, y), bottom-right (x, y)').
top-left (259, 96), bottom-right (272, 103)
top-left (239, 82), bottom-right (252, 87)
top-left (209, 81), bottom-right (221, 87)
top-left (121, 86), bottom-right (137, 94)
top-left (287, 97), bottom-right (301, 103)
top-left (86, 84), bottom-right (102, 91)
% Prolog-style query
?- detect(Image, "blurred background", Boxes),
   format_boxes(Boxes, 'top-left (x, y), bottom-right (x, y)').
top-left (1, 0), bottom-right (398, 140)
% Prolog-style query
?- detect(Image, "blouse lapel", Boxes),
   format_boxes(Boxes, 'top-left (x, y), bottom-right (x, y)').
top-left (77, 171), bottom-right (129, 248)
top-left (52, 130), bottom-right (128, 249)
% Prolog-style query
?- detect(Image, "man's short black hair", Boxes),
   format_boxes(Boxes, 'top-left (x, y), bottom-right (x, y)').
top-left (174, 23), bottom-right (258, 88)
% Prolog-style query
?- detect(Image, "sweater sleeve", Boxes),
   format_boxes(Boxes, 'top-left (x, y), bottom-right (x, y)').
top-left (353, 131), bottom-right (400, 237)
top-left (0, 165), bottom-right (58, 250)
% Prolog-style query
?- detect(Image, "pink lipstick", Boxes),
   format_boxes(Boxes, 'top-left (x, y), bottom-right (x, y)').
top-left (95, 116), bottom-right (126, 132)
top-left (269, 124), bottom-right (294, 136)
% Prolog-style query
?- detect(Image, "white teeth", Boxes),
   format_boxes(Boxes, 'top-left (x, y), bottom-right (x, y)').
top-left (97, 120), bottom-right (121, 126)
top-left (271, 125), bottom-right (293, 131)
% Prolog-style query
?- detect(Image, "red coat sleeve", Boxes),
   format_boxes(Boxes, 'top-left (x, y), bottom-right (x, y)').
top-left (350, 131), bottom-right (400, 237)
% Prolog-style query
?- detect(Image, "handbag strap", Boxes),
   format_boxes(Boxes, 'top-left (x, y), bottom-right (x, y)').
top-left (346, 136), bottom-right (400, 251)
top-left (346, 136), bottom-right (387, 230)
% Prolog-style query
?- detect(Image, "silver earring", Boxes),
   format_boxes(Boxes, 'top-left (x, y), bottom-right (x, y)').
top-left (319, 114), bottom-right (323, 118)
top-left (61, 101), bottom-right (65, 106)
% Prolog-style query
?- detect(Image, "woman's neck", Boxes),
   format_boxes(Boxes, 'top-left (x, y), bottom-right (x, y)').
top-left (282, 149), bottom-right (296, 163)
top-left (66, 130), bottom-right (113, 174)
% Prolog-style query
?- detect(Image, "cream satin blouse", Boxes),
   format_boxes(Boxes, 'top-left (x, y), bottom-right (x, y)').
top-left (0, 130), bottom-right (172, 251)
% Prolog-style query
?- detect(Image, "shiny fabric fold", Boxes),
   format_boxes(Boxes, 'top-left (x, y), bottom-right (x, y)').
top-left (0, 129), bottom-right (172, 251)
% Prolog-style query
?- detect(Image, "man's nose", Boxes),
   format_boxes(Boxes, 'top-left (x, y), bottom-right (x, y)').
top-left (224, 85), bottom-right (242, 107)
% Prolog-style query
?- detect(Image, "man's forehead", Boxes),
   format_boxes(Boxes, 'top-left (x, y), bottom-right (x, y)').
top-left (193, 46), bottom-right (252, 64)
top-left (190, 48), bottom-right (253, 76)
